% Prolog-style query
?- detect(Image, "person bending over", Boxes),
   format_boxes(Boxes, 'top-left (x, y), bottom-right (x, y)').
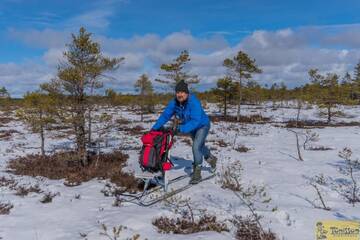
top-left (152, 80), bottom-right (217, 184)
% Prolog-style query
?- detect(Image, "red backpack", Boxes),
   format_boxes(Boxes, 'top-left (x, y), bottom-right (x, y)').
top-left (139, 130), bottom-right (174, 172)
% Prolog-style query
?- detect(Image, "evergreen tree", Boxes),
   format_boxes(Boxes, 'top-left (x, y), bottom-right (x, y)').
top-left (352, 61), bottom-right (360, 103)
top-left (308, 69), bottom-right (342, 123)
top-left (213, 77), bottom-right (234, 117)
top-left (134, 74), bottom-right (154, 121)
top-left (156, 50), bottom-right (199, 90)
top-left (0, 87), bottom-right (10, 99)
top-left (41, 27), bottom-right (123, 166)
top-left (105, 88), bottom-right (117, 104)
top-left (223, 51), bottom-right (262, 121)
top-left (16, 91), bottom-right (56, 156)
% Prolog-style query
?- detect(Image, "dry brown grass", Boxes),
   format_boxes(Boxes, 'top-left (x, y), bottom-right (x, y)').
top-left (307, 146), bottom-right (333, 151)
top-left (118, 124), bottom-right (146, 136)
top-left (0, 176), bottom-right (43, 197)
top-left (40, 192), bottom-right (57, 203)
top-left (15, 185), bottom-right (42, 197)
top-left (0, 117), bottom-right (14, 125)
top-left (235, 145), bottom-right (251, 153)
top-left (0, 129), bottom-right (19, 140)
top-left (210, 114), bottom-right (270, 123)
top-left (181, 137), bottom-right (192, 146)
top-left (215, 139), bottom-right (229, 148)
top-left (234, 217), bottom-right (277, 240)
top-left (7, 150), bottom-right (141, 192)
top-left (0, 176), bottom-right (16, 188)
top-left (0, 202), bottom-right (13, 215)
top-left (153, 214), bottom-right (228, 234)
top-left (116, 117), bottom-right (131, 125)
top-left (285, 120), bottom-right (360, 128)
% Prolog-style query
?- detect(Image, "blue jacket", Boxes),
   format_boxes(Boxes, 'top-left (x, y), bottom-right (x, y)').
top-left (152, 94), bottom-right (210, 134)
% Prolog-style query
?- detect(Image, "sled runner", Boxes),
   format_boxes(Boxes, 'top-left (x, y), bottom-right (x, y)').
top-left (119, 170), bottom-right (215, 206)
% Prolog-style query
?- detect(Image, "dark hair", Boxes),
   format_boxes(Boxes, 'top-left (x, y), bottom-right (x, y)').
top-left (175, 80), bottom-right (189, 93)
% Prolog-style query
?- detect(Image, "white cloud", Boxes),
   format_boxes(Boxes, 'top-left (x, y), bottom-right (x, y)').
top-left (42, 48), bottom-right (65, 67)
top-left (65, 9), bottom-right (113, 31)
top-left (0, 62), bottom-right (54, 97)
top-left (231, 25), bottom-right (360, 87)
top-left (4, 23), bottom-right (360, 96)
top-left (8, 28), bottom-right (70, 48)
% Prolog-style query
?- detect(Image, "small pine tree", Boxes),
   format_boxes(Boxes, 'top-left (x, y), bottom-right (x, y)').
top-left (213, 77), bottom-right (235, 117)
top-left (223, 51), bottom-right (262, 121)
top-left (0, 87), bottom-right (10, 99)
top-left (41, 27), bottom-right (123, 166)
top-left (105, 88), bottom-right (117, 99)
top-left (352, 61), bottom-right (360, 103)
top-left (105, 88), bottom-right (118, 105)
top-left (308, 69), bottom-right (342, 123)
top-left (16, 92), bottom-right (56, 156)
top-left (155, 50), bottom-right (199, 91)
top-left (0, 86), bottom-right (11, 111)
top-left (134, 74), bottom-right (154, 122)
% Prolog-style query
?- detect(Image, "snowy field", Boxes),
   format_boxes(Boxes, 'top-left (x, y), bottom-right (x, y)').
top-left (0, 102), bottom-right (360, 240)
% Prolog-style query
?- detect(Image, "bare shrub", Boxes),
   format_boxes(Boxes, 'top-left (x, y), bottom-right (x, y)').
top-left (153, 214), bottom-right (228, 234)
top-left (334, 148), bottom-right (360, 206)
top-left (301, 130), bottom-right (332, 151)
top-left (235, 145), bottom-right (251, 153)
top-left (215, 139), bottom-right (229, 148)
top-left (0, 117), bottom-right (14, 124)
top-left (40, 192), bottom-right (58, 203)
top-left (307, 146), bottom-right (333, 151)
top-left (306, 174), bottom-right (331, 211)
top-left (153, 195), bottom-right (228, 234)
top-left (116, 117), bottom-right (131, 125)
top-left (232, 216), bottom-right (277, 240)
top-left (287, 129), bottom-right (304, 161)
top-left (302, 130), bottom-right (319, 150)
top-left (99, 224), bottom-right (144, 240)
top-left (240, 126), bottom-right (262, 137)
top-left (0, 202), bottom-right (13, 215)
top-left (15, 184), bottom-right (42, 197)
top-left (181, 137), bottom-right (192, 146)
top-left (318, 109), bottom-right (346, 118)
top-left (0, 176), bottom-right (16, 188)
top-left (218, 162), bottom-right (273, 238)
top-left (118, 125), bottom-right (145, 136)
top-left (0, 129), bottom-right (18, 140)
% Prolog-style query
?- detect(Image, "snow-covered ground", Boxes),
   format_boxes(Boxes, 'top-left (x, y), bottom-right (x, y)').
top-left (1, 102), bottom-right (360, 240)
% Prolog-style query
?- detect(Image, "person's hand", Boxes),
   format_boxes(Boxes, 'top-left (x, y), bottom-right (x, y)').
top-left (173, 125), bottom-right (180, 135)
top-left (173, 117), bottom-right (182, 127)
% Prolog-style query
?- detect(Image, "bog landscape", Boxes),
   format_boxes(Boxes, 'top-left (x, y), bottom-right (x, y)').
top-left (1, 1), bottom-right (360, 240)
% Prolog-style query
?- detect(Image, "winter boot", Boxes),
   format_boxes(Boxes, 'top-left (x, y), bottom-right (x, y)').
top-left (205, 154), bottom-right (217, 172)
top-left (189, 164), bottom-right (202, 185)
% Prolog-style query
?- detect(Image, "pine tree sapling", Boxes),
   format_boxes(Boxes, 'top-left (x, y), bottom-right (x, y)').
top-left (16, 91), bottom-right (56, 156)
top-left (223, 51), bottom-right (262, 121)
top-left (134, 74), bottom-right (154, 121)
top-left (213, 77), bottom-right (235, 118)
top-left (337, 148), bottom-right (360, 206)
top-left (41, 27), bottom-right (123, 166)
top-left (308, 69), bottom-right (342, 123)
top-left (156, 50), bottom-right (199, 90)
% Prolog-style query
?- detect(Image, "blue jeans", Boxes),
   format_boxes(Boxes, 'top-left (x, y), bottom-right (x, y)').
top-left (191, 124), bottom-right (211, 166)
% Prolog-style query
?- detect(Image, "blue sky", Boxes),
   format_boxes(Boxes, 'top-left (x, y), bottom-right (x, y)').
top-left (1, 0), bottom-right (360, 96)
